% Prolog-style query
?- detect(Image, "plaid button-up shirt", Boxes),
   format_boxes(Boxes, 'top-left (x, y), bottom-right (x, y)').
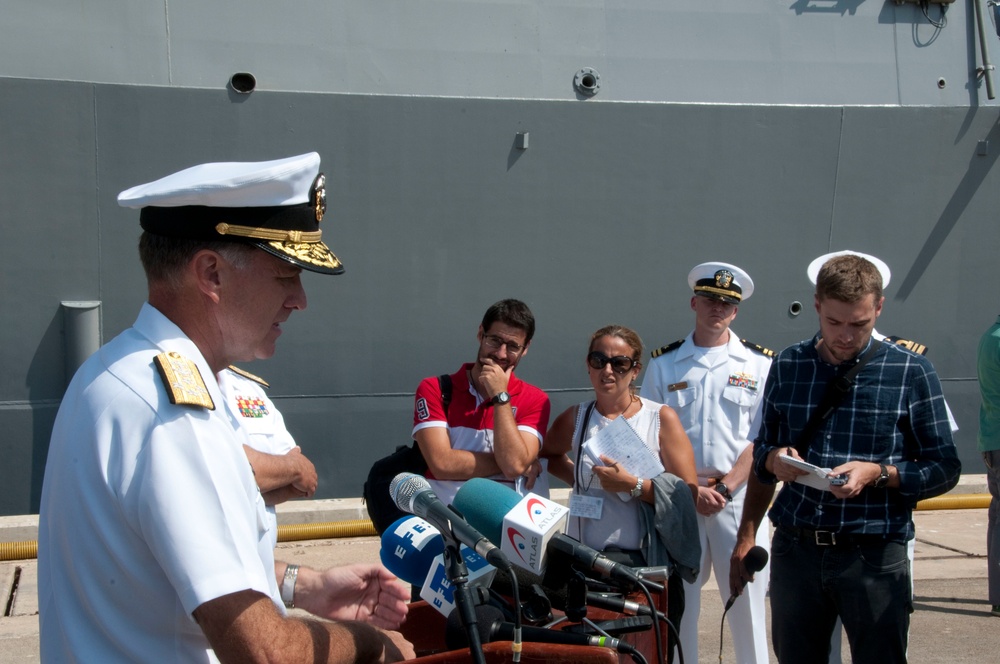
top-left (753, 334), bottom-right (961, 540)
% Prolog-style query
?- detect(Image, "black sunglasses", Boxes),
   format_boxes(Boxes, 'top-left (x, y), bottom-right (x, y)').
top-left (587, 351), bottom-right (638, 375)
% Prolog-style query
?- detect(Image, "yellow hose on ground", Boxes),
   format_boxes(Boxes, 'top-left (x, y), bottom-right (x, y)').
top-left (277, 519), bottom-right (376, 542)
top-left (0, 540), bottom-right (37, 561)
top-left (0, 495), bottom-right (991, 562)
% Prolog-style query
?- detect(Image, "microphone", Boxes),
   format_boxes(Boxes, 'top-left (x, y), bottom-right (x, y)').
top-left (547, 535), bottom-right (645, 588)
top-left (420, 545), bottom-right (497, 617)
top-left (585, 591), bottom-right (664, 619)
top-left (390, 473), bottom-right (508, 568)
top-left (453, 478), bottom-right (650, 589)
top-left (378, 515), bottom-right (496, 617)
top-left (724, 545), bottom-right (769, 611)
top-left (446, 604), bottom-right (637, 654)
top-left (379, 515), bottom-right (445, 585)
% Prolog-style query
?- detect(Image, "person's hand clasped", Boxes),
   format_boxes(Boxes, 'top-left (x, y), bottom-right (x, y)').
top-left (287, 446), bottom-right (318, 497)
top-left (696, 485), bottom-right (727, 516)
top-left (523, 458), bottom-right (543, 489)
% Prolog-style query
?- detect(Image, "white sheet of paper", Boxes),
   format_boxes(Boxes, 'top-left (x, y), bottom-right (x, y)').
top-left (778, 453), bottom-right (836, 492)
top-left (581, 415), bottom-right (665, 501)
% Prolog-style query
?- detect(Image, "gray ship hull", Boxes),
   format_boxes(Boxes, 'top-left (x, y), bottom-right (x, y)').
top-left (0, 1), bottom-right (996, 514)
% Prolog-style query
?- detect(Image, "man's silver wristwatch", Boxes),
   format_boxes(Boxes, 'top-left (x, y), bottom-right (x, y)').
top-left (490, 391), bottom-right (511, 406)
top-left (630, 476), bottom-right (644, 499)
top-left (281, 564), bottom-right (299, 608)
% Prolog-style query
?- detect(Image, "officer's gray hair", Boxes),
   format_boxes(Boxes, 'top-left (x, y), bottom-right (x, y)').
top-left (138, 232), bottom-right (256, 287)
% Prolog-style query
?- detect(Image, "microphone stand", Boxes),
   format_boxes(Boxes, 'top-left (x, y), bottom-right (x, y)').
top-left (442, 534), bottom-right (487, 664)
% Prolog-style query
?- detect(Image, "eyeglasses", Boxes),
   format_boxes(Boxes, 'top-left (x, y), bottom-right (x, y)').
top-left (587, 351), bottom-right (638, 375)
top-left (483, 334), bottom-right (525, 355)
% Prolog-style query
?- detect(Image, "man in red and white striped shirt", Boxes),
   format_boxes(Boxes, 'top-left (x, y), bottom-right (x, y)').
top-left (412, 299), bottom-right (551, 506)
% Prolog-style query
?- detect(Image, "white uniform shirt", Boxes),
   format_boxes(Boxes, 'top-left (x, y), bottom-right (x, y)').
top-left (38, 304), bottom-right (282, 663)
top-left (218, 368), bottom-right (297, 547)
top-left (640, 330), bottom-right (772, 479)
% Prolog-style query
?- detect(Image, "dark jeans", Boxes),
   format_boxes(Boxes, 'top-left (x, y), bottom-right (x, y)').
top-left (770, 527), bottom-right (912, 664)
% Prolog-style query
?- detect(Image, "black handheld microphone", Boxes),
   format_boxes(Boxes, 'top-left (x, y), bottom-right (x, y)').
top-left (585, 591), bottom-right (665, 619)
top-left (547, 534), bottom-right (653, 589)
top-left (389, 473), bottom-right (509, 568)
top-left (724, 545), bottom-right (769, 611)
top-left (446, 604), bottom-right (637, 654)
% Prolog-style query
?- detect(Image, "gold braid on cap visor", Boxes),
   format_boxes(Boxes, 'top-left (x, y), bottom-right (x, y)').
top-left (694, 285), bottom-right (742, 302)
top-left (215, 222), bottom-right (323, 243)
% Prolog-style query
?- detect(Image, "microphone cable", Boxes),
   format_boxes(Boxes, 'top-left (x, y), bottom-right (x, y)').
top-left (493, 548), bottom-right (523, 661)
top-left (719, 487), bottom-right (741, 663)
top-left (582, 568), bottom-right (682, 664)
top-left (718, 599), bottom-right (732, 663)
top-left (577, 617), bottom-right (650, 664)
top-left (635, 571), bottom-right (678, 664)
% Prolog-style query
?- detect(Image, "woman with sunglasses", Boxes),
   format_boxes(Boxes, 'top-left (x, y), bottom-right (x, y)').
top-left (543, 325), bottom-right (698, 661)
top-left (545, 324), bottom-right (698, 544)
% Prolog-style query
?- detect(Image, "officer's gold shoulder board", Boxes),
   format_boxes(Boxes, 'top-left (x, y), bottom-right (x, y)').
top-left (740, 339), bottom-right (777, 358)
top-left (651, 339), bottom-right (685, 358)
top-left (154, 351), bottom-right (216, 410)
top-left (226, 365), bottom-right (270, 388)
top-left (883, 336), bottom-right (928, 356)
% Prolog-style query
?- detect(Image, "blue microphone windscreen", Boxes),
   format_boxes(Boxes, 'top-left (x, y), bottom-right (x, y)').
top-left (452, 478), bottom-right (522, 546)
top-left (379, 515), bottom-right (444, 585)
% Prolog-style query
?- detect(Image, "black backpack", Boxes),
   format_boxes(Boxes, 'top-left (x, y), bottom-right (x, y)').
top-left (363, 374), bottom-right (452, 534)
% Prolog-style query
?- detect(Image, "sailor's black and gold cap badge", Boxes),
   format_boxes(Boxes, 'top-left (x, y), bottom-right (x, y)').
top-left (688, 262), bottom-right (754, 304)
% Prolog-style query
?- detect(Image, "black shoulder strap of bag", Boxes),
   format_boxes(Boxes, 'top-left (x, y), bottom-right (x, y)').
top-left (438, 373), bottom-right (452, 413)
top-left (409, 374), bottom-right (452, 455)
top-left (794, 338), bottom-right (882, 456)
top-left (410, 374), bottom-right (452, 455)
top-left (573, 401), bottom-right (598, 540)
top-left (573, 401), bottom-right (598, 493)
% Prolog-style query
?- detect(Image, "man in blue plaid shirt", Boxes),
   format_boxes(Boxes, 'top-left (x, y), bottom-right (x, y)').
top-left (729, 253), bottom-right (960, 664)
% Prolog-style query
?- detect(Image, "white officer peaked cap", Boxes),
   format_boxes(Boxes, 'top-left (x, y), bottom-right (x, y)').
top-left (687, 262), bottom-right (754, 303)
top-left (117, 153), bottom-right (320, 208)
top-left (807, 250), bottom-right (890, 288)
top-left (117, 152), bottom-right (343, 275)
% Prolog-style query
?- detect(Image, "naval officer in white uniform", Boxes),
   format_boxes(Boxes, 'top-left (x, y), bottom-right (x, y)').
top-left (641, 262), bottom-right (773, 664)
top-left (38, 153), bottom-right (411, 663)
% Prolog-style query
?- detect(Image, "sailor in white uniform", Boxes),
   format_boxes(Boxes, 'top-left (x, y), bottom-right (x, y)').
top-left (641, 262), bottom-right (773, 664)
top-left (219, 365), bottom-right (318, 549)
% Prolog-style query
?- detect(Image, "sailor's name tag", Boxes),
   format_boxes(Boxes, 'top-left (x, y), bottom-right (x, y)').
top-left (569, 493), bottom-right (604, 520)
